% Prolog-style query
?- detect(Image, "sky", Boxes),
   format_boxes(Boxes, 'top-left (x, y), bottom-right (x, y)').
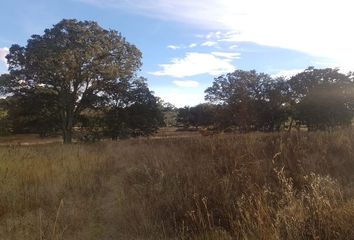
top-left (0, 0), bottom-right (353, 107)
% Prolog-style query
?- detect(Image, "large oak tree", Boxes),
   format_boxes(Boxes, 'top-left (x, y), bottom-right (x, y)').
top-left (4, 19), bottom-right (142, 143)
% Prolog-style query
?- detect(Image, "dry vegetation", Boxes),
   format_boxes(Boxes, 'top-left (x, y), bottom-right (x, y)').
top-left (0, 134), bottom-right (62, 146)
top-left (1, 130), bottom-right (354, 239)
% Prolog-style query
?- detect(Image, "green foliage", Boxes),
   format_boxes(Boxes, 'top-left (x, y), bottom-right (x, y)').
top-left (4, 19), bottom-right (142, 143)
top-left (177, 103), bottom-right (216, 128)
top-left (4, 89), bottom-right (60, 136)
top-left (205, 70), bottom-right (290, 131)
top-left (0, 74), bottom-right (12, 95)
top-left (288, 67), bottom-right (350, 100)
top-left (205, 67), bottom-right (354, 131)
top-left (1, 19), bottom-right (164, 142)
top-left (103, 77), bottom-right (164, 140)
top-left (176, 106), bottom-right (191, 127)
top-left (77, 109), bottom-right (105, 142)
top-left (290, 67), bottom-right (354, 130)
top-left (157, 99), bottom-right (177, 127)
top-left (0, 99), bottom-right (11, 136)
top-left (295, 88), bottom-right (353, 130)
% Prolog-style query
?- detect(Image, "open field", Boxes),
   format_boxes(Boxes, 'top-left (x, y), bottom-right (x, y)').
top-left (0, 134), bottom-right (62, 146)
top-left (0, 128), bottom-right (199, 146)
top-left (0, 130), bottom-right (354, 239)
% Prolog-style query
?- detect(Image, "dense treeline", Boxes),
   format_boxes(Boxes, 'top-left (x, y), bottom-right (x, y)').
top-left (178, 68), bottom-right (354, 131)
top-left (1, 19), bottom-right (354, 143)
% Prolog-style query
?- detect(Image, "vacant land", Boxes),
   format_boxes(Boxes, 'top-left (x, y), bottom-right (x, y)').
top-left (0, 130), bottom-right (354, 239)
top-left (0, 134), bottom-right (62, 146)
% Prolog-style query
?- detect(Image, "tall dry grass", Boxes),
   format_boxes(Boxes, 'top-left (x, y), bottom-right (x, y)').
top-left (0, 130), bottom-right (354, 239)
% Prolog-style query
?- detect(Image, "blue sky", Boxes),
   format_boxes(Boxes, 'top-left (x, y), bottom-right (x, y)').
top-left (0, 0), bottom-right (352, 107)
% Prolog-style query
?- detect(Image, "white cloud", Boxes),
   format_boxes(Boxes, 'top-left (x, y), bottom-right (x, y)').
top-left (229, 45), bottom-right (238, 50)
top-left (0, 47), bottom-right (9, 73)
top-left (168, 43), bottom-right (198, 50)
top-left (201, 41), bottom-right (218, 47)
top-left (173, 80), bottom-right (200, 88)
top-left (189, 43), bottom-right (197, 48)
top-left (167, 45), bottom-right (181, 50)
top-left (80, 0), bottom-right (354, 71)
top-left (206, 31), bottom-right (223, 40)
top-left (149, 52), bottom-right (235, 78)
top-left (211, 51), bottom-right (240, 60)
top-left (153, 87), bottom-right (205, 107)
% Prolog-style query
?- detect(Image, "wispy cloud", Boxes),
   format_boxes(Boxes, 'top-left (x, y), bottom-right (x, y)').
top-left (201, 41), bottom-right (218, 47)
top-left (188, 43), bottom-right (197, 48)
top-left (149, 52), bottom-right (235, 78)
top-left (168, 43), bottom-right (198, 50)
top-left (79, 0), bottom-right (354, 70)
top-left (173, 80), bottom-right (200, 88)
top-left (211, 51), bottom-right (240, 60)
top-left (167, 45), bottom-right (181, 50)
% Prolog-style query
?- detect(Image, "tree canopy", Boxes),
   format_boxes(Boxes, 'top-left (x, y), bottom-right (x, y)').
top-left (204, 68), bottom-right (354, 131)
top-left (289, 67), bottom-right (354, 130)
top-left (205, 70), bottom-right (290, 131)
top-left (176, 104), bottom-right (216, 129)
top-left (1, 19), bottom-right (354, 139)
top-left (0, 19), bottom-right (163, 142)
top-left (2, 19), bottom-right (140, 142)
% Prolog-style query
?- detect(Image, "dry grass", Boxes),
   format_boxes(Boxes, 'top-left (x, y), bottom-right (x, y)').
top-left (0, 130), bottom-right (354, 239)
top-left (0, 134), bottom-right (62, 146)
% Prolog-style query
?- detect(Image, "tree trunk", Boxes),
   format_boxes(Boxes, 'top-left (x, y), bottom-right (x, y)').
top-left (63, 128), bottom-right (73, 144)
top-left (62, 110), bottom-right (74, 144)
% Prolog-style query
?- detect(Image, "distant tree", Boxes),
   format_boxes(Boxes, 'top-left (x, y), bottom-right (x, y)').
top-left (4, 90), bottom-right (60, 136)
top-left (104, 108), bottom-right (129, 140)
top-left (176, 107), bottom-right (191, 128)
top-left (159, 100), bottom-right (176, 112)
top-left (253, 77), bottom-right (291, 131)
top-left (205, 70), bottom-right (290, 131)
top-left (289, 67), bottom-right (354, 130)
top-left (104, 77), bottom-right (164, 140)
top-left (176, 104), bottom-right (216, 129)
top-left (295, 88), bottom-right (353, 130)
top-left (156, 100), bottom-right (177, 127)
top-left (190, 103), bottom-right (216, 128)
top-left (124, 78), bottom-right (164, 136)
top-left (212, 104), bottom-right (236, 130)
top-left (77, 108), bottom-right (105, 142)
top-left (288, 67), bottom-right (351, 101)
top-left (4, 19), bottom-right (142, 143)
top-left (205, 70), bottom-right (258, 131)
top-left (0, 99), bottom-right (11, 136)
